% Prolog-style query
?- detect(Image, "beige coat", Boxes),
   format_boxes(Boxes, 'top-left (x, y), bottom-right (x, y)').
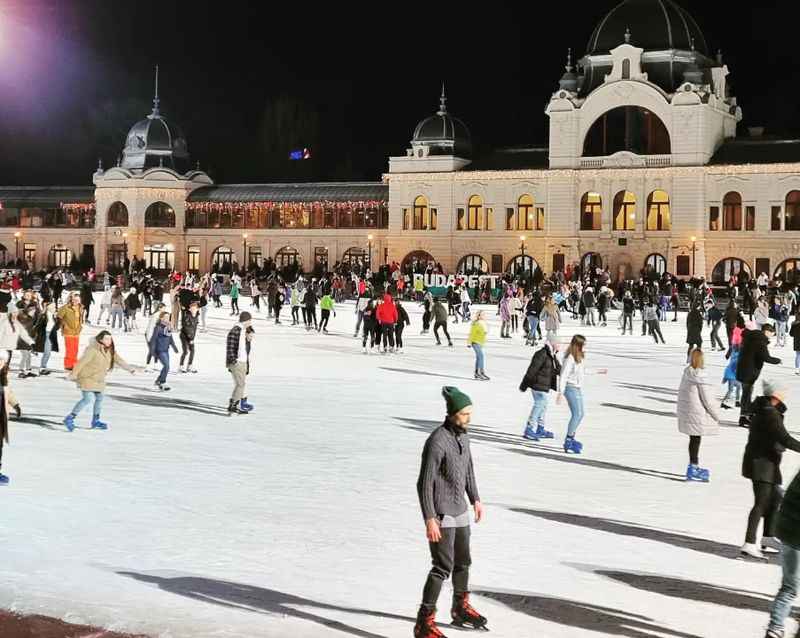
top-left (677, 366), bottom-right (720, 436)
top-left (69, 341), bottom-right (134, 392)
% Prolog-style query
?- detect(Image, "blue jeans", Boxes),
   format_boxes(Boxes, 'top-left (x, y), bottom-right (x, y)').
top-left (723, 379), bottom-right (741, 404)
top-left (41, 336), bottom-right (52, 370)
top-left (71, 391), bottom-right (104, 417)
top-left (795, 351), bottom-right (800, 369)
top-left (526, 315), bottom-right (539, 342)
top-left (471, 343), bottom-right (485, 372)
top-left (777, 321), bottom-right (788, 345)
top-left (156, 351), bottom-right (170, 385)
top-left (528, 390), bottom-right (549, 428)
top-left (111, 308), bottom-right (124, 329)
top-left (770, 542), bottom-right (800, 632)
top-left (564, 385), bottom-right (585, 437)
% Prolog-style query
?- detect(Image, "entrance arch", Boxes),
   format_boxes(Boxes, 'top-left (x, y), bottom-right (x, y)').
top-left (775, 258), bottom-right (800, 285)
top-left (644, 253), bottom-right (667, 276)
top-left (581, 252), bottom-right (603, 276)
top-left (712, 257), bottom-right (751, 285)
top-left (276, 246), bottom-right (301, 268)
top-left (506, 255), bottom-right (539, 277)
top-left (456, 254), bottom-right (488, 275)
top-left (402, 250), bottom-right (434, 273)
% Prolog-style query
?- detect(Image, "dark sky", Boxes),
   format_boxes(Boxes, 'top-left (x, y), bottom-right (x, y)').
top-left (0, 0), bottom-right (798, 185)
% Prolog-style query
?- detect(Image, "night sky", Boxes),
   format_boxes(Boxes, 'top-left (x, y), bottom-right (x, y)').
top-left (0, 1), bottom-right (798, 186)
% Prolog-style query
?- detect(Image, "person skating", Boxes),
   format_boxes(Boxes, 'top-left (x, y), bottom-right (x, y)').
top-left (676, 349), bottom-right (720, 482)
top-left (519, 334), bottom-right (561, 441)
top-left (375, 293), bottom-right (398, 352)
top-left (125, 287), bottom-right (141, 332)
top-left (556, 335), bottom-right (607, 454)
top-left (290, 285), bottom-right (301, 326)
top-left (725, 300), bottom-right (741, 349)
top-left (319, 292), bottom-right (335, 333)
top-left (80, 281), bottom-right (94, 324)
top-left (360, 296), bottom-right (378, 354)
top-left (432, 298), bottom-right (453, 347)
top-left (57, 293), bottom-right (83, 371)
top-left (33, 301), bottom-right (58, 375)
top-left (686, 305), bottom-right (704, 361)
top-left (524, 293), bottom-right (543, 346)
top-left (740, 379), bottom-right (800, 560)
top-left (63, 331), bottom-right (136, 432)
top-left (621, 291), bottom-right (635, 335)
top-left (149, 311), bottom-right (178, 391)
top-left (414, 387), bottom-right (486, 638)
top-left (721, 320), bottom-right (744, 410)
top-left (499, 292), bottom-right (512, 339)
top-left (395, 300), bottom-right (411, 353)
top-left (540, 297), bottom-right (561, 340)
top-left (0, 354), bottom-right (11, 485)
top-left (179, 301), bottom-right (199, 373)
top-left (466, 311), bottom-right (489, 381)
top-left (644, 298), bottom-right (666, 344)
top-left (15, 297), bottom-right (38, 379)
top-left (303, 287), bottom-right (318, 331)
top-left (737, 323), bottom-right (781, 427)
top-left (421, 289), bottom-right (433, 335)
top-left (225, 311), bottom-right (254, 414)
top-left (229, 279), bottom-right (241, 316)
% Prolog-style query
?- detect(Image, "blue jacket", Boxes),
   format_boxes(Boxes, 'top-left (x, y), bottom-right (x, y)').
top-left (149, 323), bottom-right (178, 356)
top-left (723, 348), bottom-right (740, 383)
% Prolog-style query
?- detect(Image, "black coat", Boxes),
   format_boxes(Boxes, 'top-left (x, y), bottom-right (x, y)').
top-left (737, 329), bottom-right (781, 384)
top-left (33, 313), bottom-right (59, 354)
top-left (742, 397), bottom-right (800, 484)
top-left (791, 321), bottom-right (800, 352)
top-left (686, 311), bottom-right (703, 344)
top-left (181, 312), bottom-right (199, 340)
top-left (725, 305), bottom-right (740, 330)
top-left (519, 345), bottom-right (561, 393)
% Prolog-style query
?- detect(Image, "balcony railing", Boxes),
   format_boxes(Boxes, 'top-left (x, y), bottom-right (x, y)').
top-left (579, 155), bottom-right (672, 169)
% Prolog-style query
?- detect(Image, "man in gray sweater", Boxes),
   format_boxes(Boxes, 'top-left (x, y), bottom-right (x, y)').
top-left (414, 386), bottom-right (486, 638)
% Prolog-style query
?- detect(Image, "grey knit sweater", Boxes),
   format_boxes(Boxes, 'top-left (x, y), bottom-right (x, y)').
top-left (417, 421), bottom-right (480, 521)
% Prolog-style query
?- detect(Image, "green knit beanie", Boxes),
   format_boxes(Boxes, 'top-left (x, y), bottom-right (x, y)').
top-left (442, 386), bottom-right (472, 416)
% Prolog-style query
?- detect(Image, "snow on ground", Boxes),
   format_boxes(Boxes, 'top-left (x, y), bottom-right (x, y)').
top-left (1, 293), bottom-right (798, 638)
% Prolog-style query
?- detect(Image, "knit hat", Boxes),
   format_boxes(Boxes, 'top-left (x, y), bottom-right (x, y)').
top-left (239, 311), bottom-right (253, 323)
top-left (763, 378), bottom-right (787, 400)
top-left (442, 386), bottom-right (472, 416)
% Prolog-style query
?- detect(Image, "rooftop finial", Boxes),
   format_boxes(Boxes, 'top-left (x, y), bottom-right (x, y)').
top-left (196, 160), bottom-right (201, 171)
top-left (565, 47), bottom-right (573, 73)
top-left (438, 83), bottom-right (447, 115)
top-left (624, 27), bottom-right (631, 44)
top-left (716, 48), bottom-right (723, 64)
top-left (152, 64), bottom-right (160, 116)
top-left (690, 37), bottom-right (696, 52)
top-left (97, 158), bottom-right (103, 171)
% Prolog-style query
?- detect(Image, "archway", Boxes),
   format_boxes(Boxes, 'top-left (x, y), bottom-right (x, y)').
top-left (583, 106), bottom-right (671, 156)
top-left (457, 255), bottom-right (488, 275)
top-left (276, 246), bottom-right (301, 268)
top-left (402, 250), bottom-right (435, 273)
top-left (107, 202), bottom-right (129, 227)
top-left (342, 247), bottom-right (367, 266)
top-left (774, 258), bottom-right (800, 285)
top-left (144, 201), bottom-right (175, 227)
top-left (711, 257), bottom-right (751, 285)
top-left (644, 253), bottom-right (667, 276)
top-left (581, 252), bottom-right (603, 276)
top-left (143, 244), bottom-right (175, 272)
top-left (506, 255), bottom-right (539, 277)
top-left (211, 246), bottom-right (235, 273)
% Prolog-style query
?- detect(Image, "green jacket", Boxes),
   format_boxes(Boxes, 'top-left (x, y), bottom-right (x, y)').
top-left (320, 295), bottom-right (335, 311)
top-left (778, 469), bottom-right (800, 547)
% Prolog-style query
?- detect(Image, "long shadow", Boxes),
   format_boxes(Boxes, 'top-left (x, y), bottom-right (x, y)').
top-left (642, 395), bottom-right (677, 405)
top-left (14, 415), bottom-right (61, 430)
top-left (472, 588), bottom-right (701, 638)
top-left (601, 403), bottom-right (742, 429)
top-left (616, 383), bottom-right (678, 396)
top-left (109, 395), bottom-right (228, 417)
top-left (509, 508), bottom-right (738, 558)
top-left (381, 368), bottom-right (476, 382)
top-left (117, 571), bottom-right (412, 638)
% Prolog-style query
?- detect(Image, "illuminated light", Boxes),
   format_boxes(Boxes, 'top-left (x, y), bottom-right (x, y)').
top-left (367, 234), bottom-right (374, 241)
top-left (519, 235), bottom-right (526, 242)
top-left (691, 236), bottom-right (697, 242)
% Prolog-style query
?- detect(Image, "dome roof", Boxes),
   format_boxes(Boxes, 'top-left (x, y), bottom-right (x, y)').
top-left (587, 0), bottom-right (707, 56)
top-left (411, 88), bottom-right (472, 158)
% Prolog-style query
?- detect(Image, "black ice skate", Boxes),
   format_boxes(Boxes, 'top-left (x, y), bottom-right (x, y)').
top-left (451, 593), bottom-right (488, 630)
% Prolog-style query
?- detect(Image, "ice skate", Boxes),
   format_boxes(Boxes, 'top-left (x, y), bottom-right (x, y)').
top-left (523, 425), bottom-right (540, 441)
top-left (0, 473), bottom-right (9, 486)
top-left (685, 464), bottom-right (709, 482)
top-left (414, 606), bottom-right (447, 638)
top-left (478, 370), bottom-right (490, 381)
top-left (739, 543), bottom-right (766, 561)
top-left (240, 398), bottom-right (254, 412)
top-left (762, 536), bottom-right (782, 554)
top-left (564, 436), bottom-right (583, 454)
top-left (155, 382), bottom-right (171, 392)
top-left (535, 425), bottom-right (554, 439)
top-left (764, 627), bottom-right (784, 638)
top-left (227, 399), bottom-right (245, 415)
top-left (63, 413), bottom-right (76, 432)
top-left (91, 416), bottom-right (108, 430)
top-left (451, 593), bottom-right (488, 631)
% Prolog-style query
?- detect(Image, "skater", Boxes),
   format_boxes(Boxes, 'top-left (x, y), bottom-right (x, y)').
top-left (737, 323), bottom-right (781, 427)
top-left (274, 285), bottom-right (285, 324)
top-left (686, 305), bottom-right (704, 361)
top-left (303, 287), bottom-right (318, 331)
top-left (499, 292), bottom-right (512, 339)
top-left (63, 331), bottom-right (136, 432)
top-left (721, 319), bottom-right (744, 410)
top-left (540, 297), bottom-right (561, 340)
top-left (432, 298), bottom-right (453, 347)
top-left (354, 291), bottom-right (370, 337)
top-left (376, 293), bottom-right (398, 352)
top-left (250, 278), bottom-right (261, 312)
top-left (80, 281), bottom-right (94, 324)
top-left (225, 311), bottom-right (254, 414)
top-left (414, 386), bottom-right (486, 638)
top-left (15, 297), bottom-right (38, 379)
top-left (467, 310), bottom-right (488, 380)
top-left (741, 380), bottom-right (800, 559)
top-left (96, 287), bottom-right (112, 325)
top-left (708, 303), bottom-right (725, 351)
top-left (290, 285), bottom-right (301, 326)
top-left (421, 289), bottom-right (433, 334)
top-left (149, 311), bottom-right (178, 391)
top-left (179, 301), bottom-right (199, 373)
top-left (229, 278), bottom-right (240, 316)
top-left (361, 296), bottom-right (379, 354)
top-left (621, 291), bottom-right (635, 335)
top-left (524, 293), bottom-right (542, 346)
top-left (519, 334), bottom-right (561, 441)
top-left (125, 287), bottom-right (141, 332)
top-left (556, 335), bottom-right (607, 454)
top-left (582, 286), bottom-right (597, 326)
top-left (0, 354), bottom-right (10, 485)
top-left (644, 298), bottom-right (666, 344)
top-left (319, 292), bottom-right (335, 333)
top-left (677, 349), bottom-right (720, 482)
top-left (395, 300), bottom-right (411, 353)
top-left (33, 301), bottom-right (58, 375)
top-left (110, 286), bottom-right (125, 330)
top-left (792, 310), bottom-right (800, 375)
top-left (57, 293), bottom-right (84, 371)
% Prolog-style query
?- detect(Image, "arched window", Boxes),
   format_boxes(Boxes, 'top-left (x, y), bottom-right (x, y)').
top-left (144, 201), bottom-right (175, 227)
top-left (187, 246), bottom-right (200, 272)
top-left (143, 244), bottom-right (174, 272)
top-left (711, 257), bottom-right (752, 285)
top-left (518, 195), bottom-right (535, 231)
top-left (646, 190), bottom-right (671, 231)
top-left (506, 255), bottom-right (539, 276)
top-left (107, 202), bottom-right (129, 227)
top-left (402, 250), bottom-right (435, 273)
top-left (48, 244), bottom-right (72, 268)
top-left (212, 246), bottom-right (235, 272)
top-left (723, 192), bottom-right (742, 231)
top-left (775, 258), bottom-right (800, 285)
top-left (276, 246), bottom-right (301, 268)
top-left (580, 193), bottom-right (602, 231)
top-left (581, 252), bottom-right (603, 275)
top-left (457, 255), bottom-right (489, 275)
top-left (342, 247), bottom-right (367, 266)
top-left (622, 59), bottom-right (631, 79)
top-left (466, 195), bottom-right (484, 231)
top-left (583, 106), bottom-right (671, 156)
top-left (413, 196), bottom-right (429, 230)
top-left (645, 253), bottom-right (667, 276)
top-left (786, 191), bottom-right (800, 231)
top-left (613, 191), bottom-right (636, 230)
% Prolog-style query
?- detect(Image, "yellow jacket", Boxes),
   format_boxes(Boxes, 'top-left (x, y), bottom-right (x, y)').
top-left (70, 341), bottom-right (133, 392)
top-left (57, 304), bottom-right (83, 337)
top-left (468, 320), bottom-right (487, 346)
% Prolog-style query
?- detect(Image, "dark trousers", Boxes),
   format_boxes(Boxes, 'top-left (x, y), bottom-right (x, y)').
top-left (231, 298), bottom-right (240, 313)
top-left (319, 309), bottom-right (331, 331)
top-left (622, 313), bottom-right (633, 333)
top-left (252, 295), bottom-right (260, 309)
top-left (711, 321), bottom-right (725, 349)
top-left (422, 311), bottom-right (432, 332)
top-left (305, 308), bottom-right (318, 329)
top-left (740, 383), bottom-right (755, 419)
top-left (180, 335), bottom-right (194, 367)
top-left (434, 321), bottom-right (452, 345)
top-left (381, 323), bottom-right (395, 349)
top-left (156, 351), bottom-right (169, 385)
top-left (395, 324), bottom-right (405, 349)
top-left (275, 305), bottom-right (282, 323)
top-left (689, 435), bottom-right (701, 465)
top-left (648, 320), bottom-right (665, 343)
top-left (291, 307), bottom-right (299, 324)
top-left (746, 480), bottom-right (782, 543)
top-left (422, 525), bottom-right (471, 610)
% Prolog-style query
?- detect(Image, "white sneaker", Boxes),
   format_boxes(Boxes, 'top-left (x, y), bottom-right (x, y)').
top-left (762, 536), bottom-right (782, 554)
top-left (740, 542), bottom-right (765, 560)
top-left (179, 367), bottom-right (187, 374)
top-left (362, 347), bottom-right (368, 354)
top-left (190, 367), bottom-right (198, 374)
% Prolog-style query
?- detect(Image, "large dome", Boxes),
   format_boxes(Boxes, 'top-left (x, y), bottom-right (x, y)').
top-left (587, 0), bottom-right (708, 56)
top-left (411, 89), bottom-right (472, 158)
top-left (121, 111), bottom-right (190, 173)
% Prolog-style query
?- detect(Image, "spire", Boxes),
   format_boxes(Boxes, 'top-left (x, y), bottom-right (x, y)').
top-left (690, 37), bottom-right (696, 52)
top-left (151, 64), bottom-right (160, 116)
top-left (716, 49), bottom-right (724, 65)
top-left (97, 158), bottom-right (103, 171)
top-left (624, 27), bottom-right (631, 44)
top-left (437, 83), bottom-right (447, 116)
top-left (565, 48), bottom-right (573, 73)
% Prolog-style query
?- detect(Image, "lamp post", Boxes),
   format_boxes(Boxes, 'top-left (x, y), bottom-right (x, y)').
top-left (242, 233), bottom-right (248, 270)
top-left (367, 234), bottom-right (373, 270)
top-left (122, 232), bottom-right (128, 265)
top-left (519, 235), bottom-right (526, 275)
top-left (13, 232), bottom-right (20, 262)
top-left (690, 236), bottom-right (697, 277)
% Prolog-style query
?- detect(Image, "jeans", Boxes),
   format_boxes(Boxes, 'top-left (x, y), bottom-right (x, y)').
top-left (156, 351), bottom-right (170, 385)
top-left (355, 311), bottom-right (364, 335)
top-left (471, 343), bottom-right (485, 372)
top-left (769, 542), bottom-right (800, 632)
top-left (723, 379), bottom-right (741, 404)
top-left (41, 336), bottom-right (52, 369)
top-left (528, 389), bottom-right (549, 428)
top-left (111, 307), bottom-right (124, 329)
top-left (461, 302), bottom-right (471, 321)
top-left (777, 321), bottom-right (788, 346)
top-left (200, 305), bottom-right (207, 329)
top-left (19, 350), bottom-right (32, 372)
top-left (421, 525), bottom-right (471, 610)
top-left (71, 390), bottom-right (104, 417)
top-left (796, 351), bottom-right (800, 369)
top-left (585, 308), bottom-right (596, 326)
top-left (526, 315), bottom-right (539, 343)
top-left (564, 385), bottom-right (584, 437)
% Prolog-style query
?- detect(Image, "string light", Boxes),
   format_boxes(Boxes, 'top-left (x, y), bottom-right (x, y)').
top-left (60, 202), bottom-right (96, 213)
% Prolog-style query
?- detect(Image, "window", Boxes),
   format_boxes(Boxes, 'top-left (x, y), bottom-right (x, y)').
top-left (507, 255), bottom-right (538, 276)
top-left (646, 190), bottom-right (671, 231)
top-left (786, 191), bottom-right (800, 230)
top-left (506, 207), bottom-right (515, 231)
top-left (676, 255), bottom-right (691, 277)
top-left (187, 246), bottom-right (200, 272)
top-left (581, 252), bottom-right (603, 275)
top-left (552, 253), bottom-right (565, 273)
top-left (722, 192), bottom-right (742, 230)
top-left (485, 208), bottom-right (494, 231)
top-left (711, 257), bottom-right (751, 285)
top-left (402, 250), bottom-right (435, 273)
top-left (413, 196), bottom-right (429, 230)
top-left (645, 253), bottom-right (667, 275)
top-left (467, 195), bottom-right (483, 230)
top-left (613, 191), bottom-right (636, 230)
top-left (48, 245), bottom-right (72, 268)
top-left (491, 254), bottom-right (504, 273)
top-left (144, 201), bottom-right (175, 227)
top-left (276, 246), bottom-right (301, 268)
top-left (107, 244), bottom-right (126, 270)
top-left (775, 258), bottom-right (800, 285)
top-left (342, 247), bottom-right (367, 266)
top-left (144, 244), bottom-right (174, 271)
top-left (107, 202), bottom-right (129, 227)
top-left (430, 208), bottom-right (437, 230)
top-left (456, 255), bottom-right (488, 275)
top-left (583, 106), bottom-right (671, 156)
top-left (248, 247), bottom-right (262, 268)
top-left (536, 207), bottom-right (545, 231)
top-left (755, 258), bottom-right (771, 279)
top-left (580, 193), bottom-right (602, 231)
top-left (23, 243), bottom-right (36, 268)
top-left (772, 206), bottom-right (783, 231)
top-left (710, 206), bottom-right (720, 231)
top-left (746, 206), bottom-right (756, 231)
top-left (212, 246), bottom-right (235, 271)
top-left (622, 59), bottom-right (631, 79)
top-left (402, 208), bottom-right (410, 230)
top-left (314, 247), bottom-right (329, 268)
top-left (456, 208), bottom-right (466, 231)
top-left (518, 195), bottom-right (535, 231)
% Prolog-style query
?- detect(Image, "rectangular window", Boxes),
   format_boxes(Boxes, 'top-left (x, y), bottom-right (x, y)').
top-left (457, 208), bottom-right (465, 231)
top-left (676, 255), bottom-right (691, 277)
top-left (248, 247), bottom-right (262, 268)
top-left (755, 258), bottom-right (771, 278)
top-left (187, 247), bottom-right (200, 271)
top-left (772, 206), bottom-right (782, 231)
top-left (506, 207), bottom-right (515, 231)
top-left (485, 208), bottom-right (494, 231)
top-left (536, 207), bottom-right (545, 231)
top-left (581, 196), bottom-right (602, 231)
top-left (723, 202), bottom-right (742, 230)
top-left (430, 208), bottom-right (437, 230)
top-left (491, 254), bottom-right (503, 273)
top-left (709, 206), bottom-right (720, 231)
top-left (746, 206), bottom-right (756, 231)
top-left (552, 253), bottom-right (565, 273)
top-left (413, 203), bottom-right (427, 230)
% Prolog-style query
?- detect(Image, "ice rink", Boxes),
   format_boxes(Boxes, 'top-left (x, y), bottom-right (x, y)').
top-left (1, 295), bottom-right (798, 638)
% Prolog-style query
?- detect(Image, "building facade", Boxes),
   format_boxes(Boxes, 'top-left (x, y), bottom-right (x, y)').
top-left (2, 0), bottom-right (800, 284)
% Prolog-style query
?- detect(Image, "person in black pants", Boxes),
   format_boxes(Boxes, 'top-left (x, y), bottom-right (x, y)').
top-left (741, 380), bottom-right (800, 559)
top-left (179, 302), bottom-right (199, 373)
top-left (432, 299), bottom-right (453, 346)
top-left (685, 306), bottom-right (704, 361)
top-left (395, 301), bottom-right (410, 353)
top-left (303, 289), bottom-right (318, 331)
top-left (737, 323), bottom-right (781, 427)
top-left (708, 304), bottom-right (725, 351)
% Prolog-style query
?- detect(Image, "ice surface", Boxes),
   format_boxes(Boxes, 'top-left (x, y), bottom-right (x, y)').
top-left (1, 295), bottom-right (797, 637)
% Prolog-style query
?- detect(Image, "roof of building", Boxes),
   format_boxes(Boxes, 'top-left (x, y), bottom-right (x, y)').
top-left (411, 87), bottom-right (472, 158)
top-left (709, 139), bottom-right (800, 166)
top-left (187, 182), bottom-right (388, 203)
top-left (467, 147), bottom-right (550, 171)
top-left (0, 186), bottom-right (95, 207)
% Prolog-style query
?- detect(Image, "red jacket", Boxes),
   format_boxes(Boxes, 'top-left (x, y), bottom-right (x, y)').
top-left (376, 294), bottom-right (398, 324)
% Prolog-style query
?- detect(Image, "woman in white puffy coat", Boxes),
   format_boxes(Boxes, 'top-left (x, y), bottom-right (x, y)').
top-left (677, 349), bottom-right (720, 482)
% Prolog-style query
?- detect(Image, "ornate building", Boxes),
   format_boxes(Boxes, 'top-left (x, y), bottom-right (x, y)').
top-left (2, 0), bottom-right (800, 284)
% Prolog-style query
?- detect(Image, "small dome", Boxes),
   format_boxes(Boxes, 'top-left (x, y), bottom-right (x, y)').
top-left (411, 88), bottom-right (472, 158)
